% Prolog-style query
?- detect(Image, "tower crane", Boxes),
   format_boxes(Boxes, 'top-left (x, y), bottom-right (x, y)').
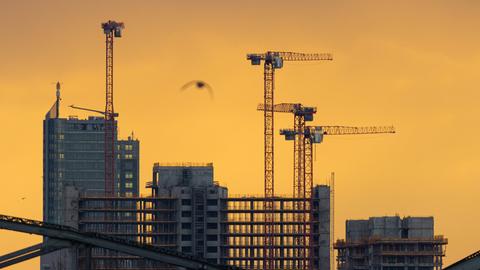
top-left (69, 105), bottom-right (119, 117)
top-left (102, 20), bottom-right (124, 197)
top-left (257, 103), bottom-right (316, 198)
top-left (258, 103), bottom-right (316, 270)
top-left (280, 125), bottom-right (395, 270)
top-left (247, 52), bottom-right (332, 270)
top-left (281, 125), bottom-right (396, 198)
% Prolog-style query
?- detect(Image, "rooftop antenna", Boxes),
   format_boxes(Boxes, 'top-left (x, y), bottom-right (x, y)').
top-left (55, 82), bottom-right (61, 118)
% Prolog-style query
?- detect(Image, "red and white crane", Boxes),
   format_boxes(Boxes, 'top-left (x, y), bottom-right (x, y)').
top-left (101, 20), bottom-right (124, 197)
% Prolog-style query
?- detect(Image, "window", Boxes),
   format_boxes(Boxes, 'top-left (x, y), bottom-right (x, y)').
top-left (181, 223), bottom-right (191, 229)
top-left (207, 223), bottom-right (218, 229)
top-left (207, 211), bottom-right (218, 218)
top-left (125, 172), bottom-right (133, 179)
top-left (207, 199), bottom-right (218, 206)
top-left (181, 234), bottom-right (192, 241)
top-left (181, 199), bottom-right (191, 206)
top-left (59, 153), bottom-right (64, 159)
top-left (207, 246), bottom-right (217, 253)
top-left (181, 246), bottom-right (192, 253)
top-left (125, 182), bottom-right (133, 188)
top-left (207, 235), bottom-right (217, 241)
top-left (125, 144), bottom-right (133, 151)
top-left (181, 211), bottom-right (192, 218)
top-left (124, 154), bottom-right (133, 159)
top-left (125, 192), bottom-right (133, 197)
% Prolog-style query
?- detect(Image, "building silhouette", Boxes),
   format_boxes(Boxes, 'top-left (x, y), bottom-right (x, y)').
top-left (335, 216), bottom-right (447, 270)
top-left (41, 88), bottom-right (140, 270)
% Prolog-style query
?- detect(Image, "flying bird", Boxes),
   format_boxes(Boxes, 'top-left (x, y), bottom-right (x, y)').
top-left (180, 80), bottom-right (214, 100)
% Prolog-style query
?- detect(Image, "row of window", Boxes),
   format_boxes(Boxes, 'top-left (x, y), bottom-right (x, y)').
top-left (116, 182), bottom-right (134, 189)
top-left (181, 234), bottom-right (218, 241)
top-left (181, 223), bottom-right (218, 229)
top-left (181, 211), bottom-right (218, 218)
top-left (57, 153), bottom-right (134, 160)
top-left (181, 246), bottom-right (218, 253)
top-left (181, 199), bottom-right (218, 206)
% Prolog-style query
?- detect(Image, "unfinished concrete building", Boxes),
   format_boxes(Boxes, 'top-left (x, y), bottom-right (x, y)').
top-left (222, 185), bottom-right (331, 270)
top-left (76, 163), bottom-right (332, 270)
top-left (334, 216), bottom-right (447, 270)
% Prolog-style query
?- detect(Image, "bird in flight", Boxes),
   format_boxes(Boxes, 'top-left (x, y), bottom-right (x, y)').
top-left (180, 80), bottom-right (214, 100)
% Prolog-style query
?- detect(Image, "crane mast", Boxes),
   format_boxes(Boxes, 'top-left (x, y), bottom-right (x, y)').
top-left (259, 102), bottom-right (316, 270)
top-left (258, 103), bottom-right (316, 198)
top-left (102, 20), bottom-right (124, 197)
top-left (248, 51), bottom-right (332, 270)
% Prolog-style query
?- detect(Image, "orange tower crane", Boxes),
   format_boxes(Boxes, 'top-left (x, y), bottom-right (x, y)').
top-left (257, 103), bottom-right (316, 197)
top-left (247, 52), bottom-right (332, 270)
top-left (280, 125), bottom-right (396, 270)
top-left (101, 20), bottom-right (124, 197)
top-left (258, 102), bottom-right (316, 270)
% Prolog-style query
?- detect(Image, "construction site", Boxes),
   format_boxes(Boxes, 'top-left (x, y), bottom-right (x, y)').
top-left (334, 217), bottom-right (448, 270)
top-left (26, 18), bottom-right (449, 270)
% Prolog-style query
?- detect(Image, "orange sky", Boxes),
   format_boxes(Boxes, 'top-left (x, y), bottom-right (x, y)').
top-left (1, 1), bottom-right (479, 269)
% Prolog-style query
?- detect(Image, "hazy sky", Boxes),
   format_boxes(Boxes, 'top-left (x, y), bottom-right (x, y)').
top-left (1, 1), bottom-right (479, 269)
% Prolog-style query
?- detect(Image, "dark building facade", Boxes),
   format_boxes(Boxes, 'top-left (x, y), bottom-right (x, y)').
top-left (77, 163), bottom-right (332, 270)
top-left (41, 92), bottom-right (140, 270)
top-left (334, 216), bottom-right (448, 270)
top-left (117, 137), bottom-right (140, 197)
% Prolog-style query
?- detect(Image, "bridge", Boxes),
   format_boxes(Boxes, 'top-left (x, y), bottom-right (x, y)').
top-left (444, 250), bottom-right (480, 270)
top-left (0, 214), bottom-right (240, 270)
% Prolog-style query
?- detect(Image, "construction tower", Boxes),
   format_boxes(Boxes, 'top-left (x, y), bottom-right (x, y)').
top-left (101, 20), bottom-right (124, 196)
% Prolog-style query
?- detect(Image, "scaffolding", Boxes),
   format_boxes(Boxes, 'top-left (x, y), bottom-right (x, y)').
top-left (79, 197), bottom-right (178, 270)
top-left (334, 235), bottom-right (448, 270)
top-left (78, 184), bottom-right (331, 270)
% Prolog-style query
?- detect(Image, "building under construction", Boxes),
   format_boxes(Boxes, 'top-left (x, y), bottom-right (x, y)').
top-left (76, 163), bottom-right (332, 270)
top-left (334, 216), bottom-right (448, 270)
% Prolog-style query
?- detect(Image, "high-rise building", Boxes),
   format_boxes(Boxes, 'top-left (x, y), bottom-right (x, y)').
top-left (149, 163), bottom-right (226, 263)
top-left (41, 88), bottom-right (140, 270)
top-left (79, 163), bottom-right (226, 269)
top-left (117, 137), bottom-right (140, 197)
top-left (334, 216), bottom-right (448, 270)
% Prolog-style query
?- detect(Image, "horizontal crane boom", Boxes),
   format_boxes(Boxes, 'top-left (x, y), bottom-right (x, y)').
top-left (257, 103), bottom-right (317, 115)
top-left (247, 52), bottom-right (333, 63)
top-left (70, 105), bottom-right (119, 117)
top-left (314, 125), bottom-right (395, 135)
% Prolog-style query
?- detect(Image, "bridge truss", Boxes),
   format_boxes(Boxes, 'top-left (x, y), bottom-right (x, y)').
top-left (0, 214), bottom-right (240, 270)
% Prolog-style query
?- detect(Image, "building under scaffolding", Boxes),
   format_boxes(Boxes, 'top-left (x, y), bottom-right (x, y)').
top-left (77, 163), bottom-right (332, 270)
top-left (334, 216), bottom-right (447, 270)
top-left (223, 186), bottom-right (330, 270)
